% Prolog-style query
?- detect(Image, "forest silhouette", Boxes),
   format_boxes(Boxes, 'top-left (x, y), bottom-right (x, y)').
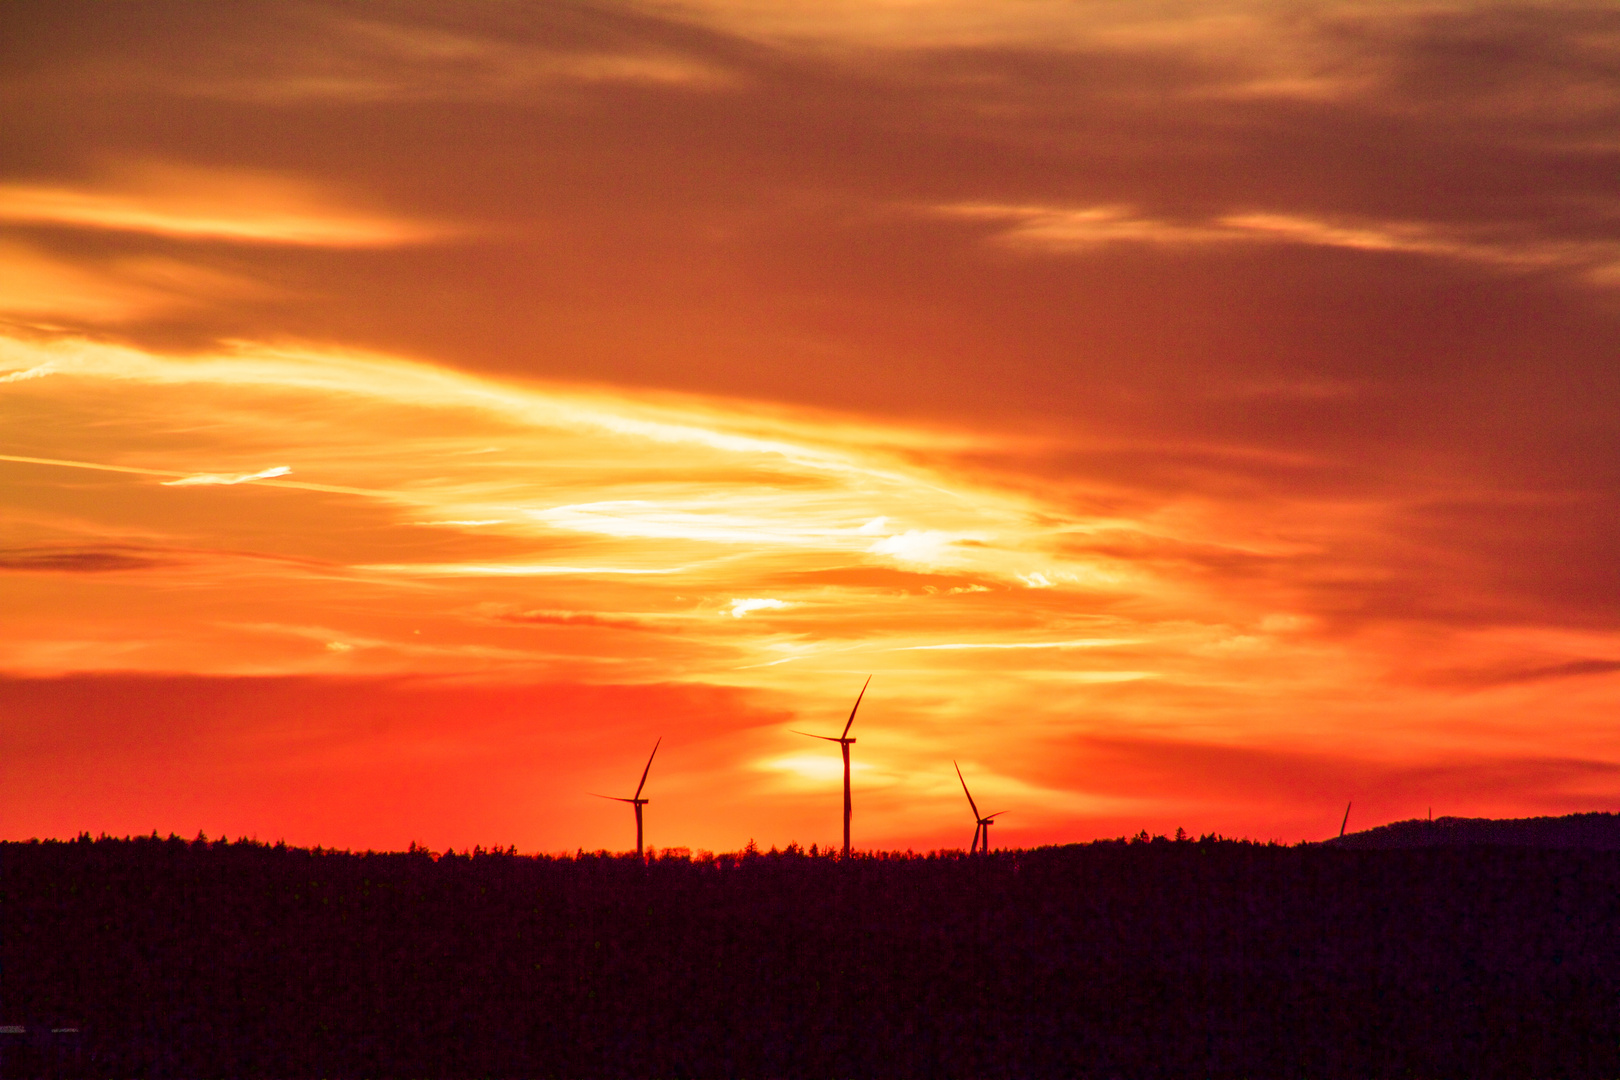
top-left (7, 829), bottom-right (1620, 1078)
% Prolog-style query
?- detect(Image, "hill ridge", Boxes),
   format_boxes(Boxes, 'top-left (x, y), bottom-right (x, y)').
top-left (1327, 810), bottom-right (1620, 849)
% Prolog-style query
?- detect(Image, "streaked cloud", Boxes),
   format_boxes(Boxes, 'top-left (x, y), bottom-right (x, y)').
top-left (155, 11), bottom-right (741, 104)
top-left (729, 598), bottom-right (789, 618)
top-left (941, 202), bottom-right (1620, 281)
top-left (892, 639), bottom-right (1136, 651)
top-left (488, 608), bottom-right (655, 631)
top-left (162, 466), bottom-right (291, 487)
top-left (0, 163), bottom-right (445, 246)
top-left (0, 362), bottom-right (54, 384)
top-left (0, 545), bottom-right (177, 574)
top-left (361, 563), bottom-right (688, 577)
top-left (0, 239), bottom-right (280, 324)
top-left (0, 241), bottom-right (177, 322)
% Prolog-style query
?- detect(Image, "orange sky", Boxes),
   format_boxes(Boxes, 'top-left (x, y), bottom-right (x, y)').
top-left (2, 0), bottom-right (1618, 853)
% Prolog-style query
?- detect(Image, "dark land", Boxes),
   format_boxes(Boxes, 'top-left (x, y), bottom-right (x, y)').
top-left (6, 818), bottom-right (1620, 1078)
top-left (1327, 810), bottom-right (1620, 850)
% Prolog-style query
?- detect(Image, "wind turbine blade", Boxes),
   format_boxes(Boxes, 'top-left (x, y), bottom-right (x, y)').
top-left (590, 793), bottom-right (636, 803)
top-left (790, 730), bottom-right (841, 742)
top-left (985, 811), bottom-right (1008, 820)
top-left (840, 675), bottom-right (872, 739)
top-left (954, 760), bottom-right (981, 818)
top-left (634, 736), bottom-right (662, 799)
top-left (1340, 800), bottom-right (1352, 838)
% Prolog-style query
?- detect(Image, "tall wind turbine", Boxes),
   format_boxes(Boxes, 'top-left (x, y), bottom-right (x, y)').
top-left (793, 676), bottom-right (870, 857)
top-left (954, 760), bottom-right (1007, 854)
top-left (592, 737), bottom-right (661, 858)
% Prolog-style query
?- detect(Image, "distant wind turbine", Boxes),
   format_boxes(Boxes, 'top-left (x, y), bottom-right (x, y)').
top-left (591, 737), bottom-right (661, 858)
top-left (954, 760), bottom-right (1007, 854)
top-left (792, 676), bottom-right (870, 857)
top-left (1340, 800), bottom-right (1352, 838)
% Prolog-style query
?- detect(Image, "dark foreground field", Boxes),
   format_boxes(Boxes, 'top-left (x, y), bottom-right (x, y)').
top-left (5, 833), bottom-right (1620, 1078)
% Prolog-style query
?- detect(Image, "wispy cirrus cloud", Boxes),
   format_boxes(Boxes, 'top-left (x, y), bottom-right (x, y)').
top-left (940, 202), bottom-right (1620, 281)
top-left (0, 163), bottom-right (447, 246)
top-left (891, 639), bottom-right (1136, 651)
top-left (0, 545), bottom-right (178, 573)
top-left (0, 362), bottom-right (53, 384)
top-left (486, 607), bottom-right (657, 631)
top-left (145, 10), bottom-right (742, 105)
top-left (0, 239), bottom-right (277, 323)
top-left (360, 562), bottom-right (688, 577)
top-left (1425, 657), bottom-right (1620, 689)
top-left (162, 466), bottom-right (291, 487)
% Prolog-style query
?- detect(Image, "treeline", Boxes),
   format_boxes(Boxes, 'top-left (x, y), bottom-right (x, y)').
top-left (5, 833), bottom-right (1620, 1078)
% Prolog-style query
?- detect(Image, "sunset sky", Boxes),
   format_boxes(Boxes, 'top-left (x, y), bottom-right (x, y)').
top-left (2, 0), bottom-right (1618, 854)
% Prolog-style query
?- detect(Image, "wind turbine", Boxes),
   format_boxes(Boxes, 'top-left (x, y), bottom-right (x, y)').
top-left (793, 676), bottom-right (870, 857)
top-left (592, 737), bottom-right (660, 858)
top-left (954, 760), bottom-right (1007, 854)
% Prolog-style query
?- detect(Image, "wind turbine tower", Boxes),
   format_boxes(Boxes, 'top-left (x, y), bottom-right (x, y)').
top-left (592, 737), bottom-right (661, 858)
top-left (793, 676), bottom-right (870, 857)
top-left (954, 760), bottom-right (1007, 854)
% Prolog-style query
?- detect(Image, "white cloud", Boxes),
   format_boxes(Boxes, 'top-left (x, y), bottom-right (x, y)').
top-left (0, 362), bottom-right (55, 384)
top-left (866, 529), bottom-right (965, 565)
top-left (730, 598), bottom-right (790, 618)
top-left (161, 465), bottom-right (291, 487)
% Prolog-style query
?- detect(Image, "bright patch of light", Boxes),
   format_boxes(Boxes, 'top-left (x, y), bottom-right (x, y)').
top-left (360, 563), bottom-right (685, 576)
top-left (1032, 671), bottom-right (1158, 683)
top-left (0, 168), bottom-right (445, 247)
top-left (415, 519), bottom-right (507, 527)
top-left (730, 598), bottom-right (790, 618)
top-left (866, 529), bottom-right (966, 565)
top-left (162, 465), bottom-right (291, 487)
top-left (532, 501), bottom-right (869, 547)
top-left (761, 755), bottom-right (872, 782)
top-left (893, 639), bottom-right (1138, 651)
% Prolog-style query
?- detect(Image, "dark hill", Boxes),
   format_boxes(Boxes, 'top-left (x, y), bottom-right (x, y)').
top-left (1326, 810), bottom-right (1620, 849)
